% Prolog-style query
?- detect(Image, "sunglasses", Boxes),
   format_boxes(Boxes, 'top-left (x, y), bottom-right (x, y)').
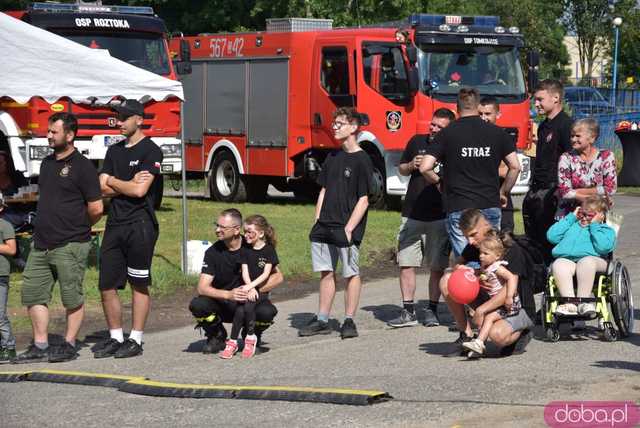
top-left (577, 210), bottom-right (597, 221)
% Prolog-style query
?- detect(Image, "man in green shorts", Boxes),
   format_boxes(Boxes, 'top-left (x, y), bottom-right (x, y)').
top-left (14, 112), bottom-right (103, 364)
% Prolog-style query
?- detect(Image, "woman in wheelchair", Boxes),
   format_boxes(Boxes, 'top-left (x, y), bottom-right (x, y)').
top-left (462, 235), bottom-right (521, 358)
top-left (547, 195), bottom-right (616, 317)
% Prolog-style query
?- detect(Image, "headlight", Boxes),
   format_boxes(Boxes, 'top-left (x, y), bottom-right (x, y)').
top-left (29, 146), bottom-right (52, 160)
top-left (160, 143), bottom-right (182, 157)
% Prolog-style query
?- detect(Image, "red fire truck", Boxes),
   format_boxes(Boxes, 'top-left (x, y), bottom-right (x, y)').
top-left (172, 14), bottom-right (537, 207)
top-left (1, 1), bottom-right (182, 182)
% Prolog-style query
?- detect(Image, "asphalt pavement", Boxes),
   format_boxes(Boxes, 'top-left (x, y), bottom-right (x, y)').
top-left (2, 194), bottom-right (639, 427)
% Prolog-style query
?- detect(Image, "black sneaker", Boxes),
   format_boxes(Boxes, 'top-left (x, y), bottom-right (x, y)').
top-left (340, 318), bottom-right (359, 339)
top-left (202, 336), bottom-right (225, 354)
top-left (422, 308), bottom-right (440, 327)
top-left (114, 339), bottom-right (143, 359)
top-left (298, 316), bottom-right (332, 337)
top-left (500, 329), bottom-right (533, 357)
top-left (387, 309), bottom-right (418, 328)
top-left (444, 332), bottom-right (474, 357)
top-left (0, 347), bottom-right (16, 362)
top-left (48, 342), bottom-right (79, 363)
top-left (93, 338), bottom-right (123, 359)
top-left (12, 344), bottom-right (49, 364)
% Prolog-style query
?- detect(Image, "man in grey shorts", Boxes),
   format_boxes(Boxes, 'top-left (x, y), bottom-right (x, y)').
top-left (301, 107), bottom-right (373, 339)
top-left (389, 108), bottom-right (454, 328)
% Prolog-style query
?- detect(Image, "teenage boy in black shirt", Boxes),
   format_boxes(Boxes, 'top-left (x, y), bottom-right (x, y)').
top-left (301, 107), bottom-right (373, 339)
top-left (94, 99), bottom-right (163, 359)
top-left (388, 108), bottom-right (454, 329)
top-left (522, 80), bottom-right (573, 259)
top-left (420, 87), bottom-right (521, 258)
top-left (188, 208), bottom-right (282, 354)
top-left (16, 112), bottom-right (103, 364)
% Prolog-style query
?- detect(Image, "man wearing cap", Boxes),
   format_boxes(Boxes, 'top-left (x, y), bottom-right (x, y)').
top-left (15, 112), bottom-right (103, 364)
top-left (93, 99), bottom-right (163, 359)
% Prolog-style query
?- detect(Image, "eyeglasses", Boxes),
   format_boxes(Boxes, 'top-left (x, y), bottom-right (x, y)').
top-left (577, 210), bottom-right (596, 221)
top-left (215, 223), bottom-right (239, 230)
top-left (331, 121), bottom-right (352, 130)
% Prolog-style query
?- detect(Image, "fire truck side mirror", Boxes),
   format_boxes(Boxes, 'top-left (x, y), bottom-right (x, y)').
top-left (406, 45), bottom-right (417, 65)
top-left (175, 39), bottom-right (193, 75)
top-left (357, 113), bottom-right (370, 127)
top-left (526, 50), bottom-right (539, 93)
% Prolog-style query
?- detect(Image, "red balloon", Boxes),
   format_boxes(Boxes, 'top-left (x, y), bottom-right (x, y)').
top-left (448, 268), bottom-right (480, 304)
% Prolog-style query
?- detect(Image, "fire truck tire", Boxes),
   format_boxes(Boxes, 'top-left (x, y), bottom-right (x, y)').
top-left (368, 156), bottom-right (386, 210)
top-left (209, 150), bottom-right (247, 202)
top-left (292, 181), bottom-right (320, 202)
top-left (384, 195), bottom-right (402, 211)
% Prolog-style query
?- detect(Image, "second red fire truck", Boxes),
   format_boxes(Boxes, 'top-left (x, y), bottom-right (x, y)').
top-left (172, 14), bottom-right (537, 207)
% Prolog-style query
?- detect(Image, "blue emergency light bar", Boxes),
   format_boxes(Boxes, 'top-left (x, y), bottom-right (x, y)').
top-left (30, 2), bottom-right (154, 15)
top-left (409, 14), bottom-right (500, 28)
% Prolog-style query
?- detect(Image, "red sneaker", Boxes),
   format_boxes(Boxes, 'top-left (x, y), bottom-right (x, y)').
top-left (219, 339), bottom-right (238, 359)
top-left (242, 335), bottom-right (258, 358)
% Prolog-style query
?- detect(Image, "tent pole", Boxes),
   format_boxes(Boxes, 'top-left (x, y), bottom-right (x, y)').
top-left (180, 100), bottom-right (188, 273)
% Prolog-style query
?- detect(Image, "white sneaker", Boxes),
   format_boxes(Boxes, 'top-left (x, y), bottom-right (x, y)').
top-left (555, 303), bottom-right (578, 316)
top-left (462, 338), bottom-right (485, 355)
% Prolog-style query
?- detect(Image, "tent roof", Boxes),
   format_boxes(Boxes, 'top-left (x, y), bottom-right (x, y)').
top-left (0, 12), bottom-right (183, 104)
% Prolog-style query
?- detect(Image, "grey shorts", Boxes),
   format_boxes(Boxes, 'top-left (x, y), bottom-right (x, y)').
top-left (504, 309), bottom-right (534, 332)
top-left (311, 242), bottom-right (360, 278)
top-left (397, 217), bottom-right (450, 270)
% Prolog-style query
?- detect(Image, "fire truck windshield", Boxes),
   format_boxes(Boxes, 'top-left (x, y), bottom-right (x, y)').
top-left (418, 44), bottom-right (526, 99)
top-left (61, 32), bottom-right (170, 76)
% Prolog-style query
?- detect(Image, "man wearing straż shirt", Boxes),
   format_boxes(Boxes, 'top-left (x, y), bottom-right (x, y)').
top-left (388, 108), bottom-right (455, 329)
top-left (420, 87), bottom-right (521, 258)
top-left (93, 99), bottom-right (163, 359)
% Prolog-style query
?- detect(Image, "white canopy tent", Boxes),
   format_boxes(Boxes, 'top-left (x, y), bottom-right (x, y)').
top-left (0, 12), bottom-right (184, 103)
top-left (0, 12), bottom-right (189, 272)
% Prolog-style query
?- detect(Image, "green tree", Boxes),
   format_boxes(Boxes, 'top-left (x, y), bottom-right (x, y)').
top-left (602, 0), bottom-right (640, 89)
top-left (563, 0), bottom-right (611, 85)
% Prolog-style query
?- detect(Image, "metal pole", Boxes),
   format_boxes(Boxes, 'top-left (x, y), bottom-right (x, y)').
top-left (180, 100), bottom-right (188, 273)
top-left (612, 24), bottom-right (620, 108)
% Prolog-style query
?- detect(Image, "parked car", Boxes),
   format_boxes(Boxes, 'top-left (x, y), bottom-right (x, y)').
top-left (564, 86), bottom-right (616, 115)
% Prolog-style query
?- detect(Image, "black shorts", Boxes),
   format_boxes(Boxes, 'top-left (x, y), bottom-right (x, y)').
top-left (99, 219), bottom-right (158, 290)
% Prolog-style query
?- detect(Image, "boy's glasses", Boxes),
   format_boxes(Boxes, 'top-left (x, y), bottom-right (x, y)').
top-left (331, 121), bottom-right (351, 130)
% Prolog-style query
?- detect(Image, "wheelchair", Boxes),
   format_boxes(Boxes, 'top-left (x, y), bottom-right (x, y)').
top-left (541, 256), bottom-right (634, 342)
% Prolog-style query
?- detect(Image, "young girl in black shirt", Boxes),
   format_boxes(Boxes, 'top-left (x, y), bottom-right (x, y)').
top-left (220, 215), bottom-right (279, 359)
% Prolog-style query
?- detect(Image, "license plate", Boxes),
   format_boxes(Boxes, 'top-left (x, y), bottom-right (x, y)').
top-left (161, 164), bottom-right (174, 173)
top-left (104, 135), bottom-right (124, 147)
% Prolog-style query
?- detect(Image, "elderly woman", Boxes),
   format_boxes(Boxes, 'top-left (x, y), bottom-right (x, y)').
top-left (556, 118), bottom-right (617, 219)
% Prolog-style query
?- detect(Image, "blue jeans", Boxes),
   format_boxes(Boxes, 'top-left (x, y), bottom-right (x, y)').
top-left (0, 276), bottom-right (15, 349)
top-left (446, 207), bottom-right (502, 258)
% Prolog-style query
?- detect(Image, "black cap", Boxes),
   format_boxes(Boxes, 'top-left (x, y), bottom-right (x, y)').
top-left (112, 99), bottom-right (144, 118)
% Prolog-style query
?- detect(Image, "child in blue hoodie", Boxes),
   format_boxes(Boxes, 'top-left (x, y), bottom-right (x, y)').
top-left (547, 195), bottom-right (616, 316)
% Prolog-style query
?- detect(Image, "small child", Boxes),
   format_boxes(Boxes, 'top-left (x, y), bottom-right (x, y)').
top-left (0, 196), bottom-right (17, 362)
top-left (547, 195), bottom-right (616, 316)
top-left (220, 215), bottom-right (278, 359)
top-left (462, 234), bottom-right (520, 357)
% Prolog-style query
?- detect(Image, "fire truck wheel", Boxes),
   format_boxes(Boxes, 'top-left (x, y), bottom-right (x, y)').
top-left (368, 158), bottom-right (386, 210)
top-left (209, 150), bottom-right (247, 202)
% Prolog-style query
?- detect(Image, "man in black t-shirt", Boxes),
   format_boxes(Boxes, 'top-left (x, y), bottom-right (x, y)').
top-left (523, 80), bottom-right (573, 260)
top-left (420, 87), bottom-right (521, 258)
top-left (188, 209), bottom-right (283, 354)
top-left (93, 99), bottom-right (163, 359)
top-left (16, 113), bottom-right (103, 364)
top-left (438, 209), bottom-right (535, 357)
top-left (301, 107), bottom-right (373, 339)
top-left (388, 108), bottom-right (454, 329)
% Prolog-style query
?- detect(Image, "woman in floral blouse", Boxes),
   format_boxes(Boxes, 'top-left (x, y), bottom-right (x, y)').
top-left (556, 117), bottom-right (617, 219)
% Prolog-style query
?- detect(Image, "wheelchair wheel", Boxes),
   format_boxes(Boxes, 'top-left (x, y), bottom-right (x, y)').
top-left (546, 327), bottom-right (560, 342)
top-left (602, 322), bottom-right (618, 342)
top-left (611, 260), bottom-right (634, 338)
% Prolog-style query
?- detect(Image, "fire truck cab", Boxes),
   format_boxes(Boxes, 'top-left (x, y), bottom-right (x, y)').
top-left (0, 1), bottom-right (182, 180)
top-left (173, 15), bottom-right (535, 207)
